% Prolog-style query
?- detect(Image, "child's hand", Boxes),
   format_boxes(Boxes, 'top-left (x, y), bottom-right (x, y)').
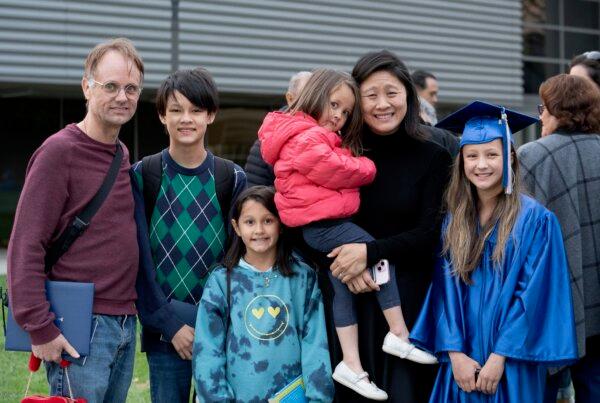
top-left (171, 324), bottom-right (195, 360)
top-left (449, 351), bottom-right (481, 393)
top-left (476, 353), bottom-right (505, 394)
top-left (328, 243), bottom-right (367, 281)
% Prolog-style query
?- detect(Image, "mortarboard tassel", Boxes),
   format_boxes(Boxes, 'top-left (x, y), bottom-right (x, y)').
top-left (500, 107), bottom-right (512, 194)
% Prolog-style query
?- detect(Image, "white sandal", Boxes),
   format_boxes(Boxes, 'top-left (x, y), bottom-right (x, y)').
top-left (382, 331), bottom-right (438, 364)
top-left (332, 361), bottom-right (388, 401)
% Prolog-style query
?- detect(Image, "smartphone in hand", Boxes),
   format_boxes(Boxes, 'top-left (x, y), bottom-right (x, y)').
top-left (370, 259), bottom-right (390, 285)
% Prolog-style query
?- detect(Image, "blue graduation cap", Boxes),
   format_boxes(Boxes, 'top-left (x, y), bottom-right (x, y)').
top-left (436, 101), bottom-right (538, 194)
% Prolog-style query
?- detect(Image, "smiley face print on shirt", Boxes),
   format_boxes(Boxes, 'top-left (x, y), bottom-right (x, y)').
top-left (244, 294), bottom-right (289, 340)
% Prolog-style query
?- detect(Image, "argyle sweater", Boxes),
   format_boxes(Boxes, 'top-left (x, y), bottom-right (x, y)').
top-left (132, 149), bottom-right (246, 352)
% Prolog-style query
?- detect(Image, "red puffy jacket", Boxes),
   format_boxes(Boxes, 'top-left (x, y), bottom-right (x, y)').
top-left (258, 111), bottom-right (376, 227)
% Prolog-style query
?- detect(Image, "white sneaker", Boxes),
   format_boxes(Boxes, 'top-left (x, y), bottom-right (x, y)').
top-left (382, 332), bottom-right (438, 364)
top-left (332, 361), bottom-right (388, 401)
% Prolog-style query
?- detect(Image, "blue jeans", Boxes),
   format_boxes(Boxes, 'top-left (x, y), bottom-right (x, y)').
top-left (147, 350), bottom-right (192, 403)
top-left (303, 219), bottom-right (401, 327)
top-left (45, 314), bottom-right (136, 403)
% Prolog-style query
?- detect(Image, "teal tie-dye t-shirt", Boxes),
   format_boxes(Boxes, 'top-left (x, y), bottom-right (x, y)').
top-left (193, 258), bottom-right (334, 402)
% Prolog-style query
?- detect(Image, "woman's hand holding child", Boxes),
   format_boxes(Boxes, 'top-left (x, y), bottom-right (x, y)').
top-left (328, 243), bottom-right (368, 281)
top-left (328, 243), bottom-right (379, 294)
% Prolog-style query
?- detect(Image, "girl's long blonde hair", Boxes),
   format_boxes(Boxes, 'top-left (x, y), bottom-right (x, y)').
top-left (443, 146), bottom-right (521, 283)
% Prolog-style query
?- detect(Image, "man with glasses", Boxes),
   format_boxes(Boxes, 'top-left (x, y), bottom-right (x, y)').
top-left (7, 37), bottom-right (143, 402)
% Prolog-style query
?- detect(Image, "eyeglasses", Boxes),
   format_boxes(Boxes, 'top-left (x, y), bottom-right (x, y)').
top-left (88, 79), bottom-right (142, 98)
top-left (537, 104), bottom-right (545, 115)
top-left (583, 51), bottom-right (600, 61)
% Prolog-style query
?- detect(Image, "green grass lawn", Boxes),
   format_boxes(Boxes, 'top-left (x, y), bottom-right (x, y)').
top-left (0, 275), bottom-right (151, 402)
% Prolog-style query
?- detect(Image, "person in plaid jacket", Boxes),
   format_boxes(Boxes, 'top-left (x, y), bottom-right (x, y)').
top-left (518, 73), bottom-right (600, 403)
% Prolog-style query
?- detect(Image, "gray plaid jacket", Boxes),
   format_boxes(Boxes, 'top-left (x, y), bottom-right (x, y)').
top-left (518, 132), bottom-right (600, 357)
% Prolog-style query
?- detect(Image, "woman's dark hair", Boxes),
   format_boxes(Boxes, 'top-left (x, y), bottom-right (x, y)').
top-left (540, 74), bottom-right (600, 134)
top-left (351, 49), bottom-right (426, 141)
top-left (570, 52), bottom-right (600, 89)
top-left (155, 67), bottom-right (219, 117)
top-left (223, 186), bottom-right (294, 276)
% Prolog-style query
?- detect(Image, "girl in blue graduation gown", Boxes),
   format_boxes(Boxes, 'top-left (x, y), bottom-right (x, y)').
top-left (410, 101), bottom-right (578, 402)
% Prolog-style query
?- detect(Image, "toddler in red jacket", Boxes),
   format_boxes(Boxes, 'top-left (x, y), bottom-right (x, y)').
top-left (259, 68), bottom-right (436, 400)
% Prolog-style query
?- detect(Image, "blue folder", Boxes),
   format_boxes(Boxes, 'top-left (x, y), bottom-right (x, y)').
top-left (5, 280), bottom-right (94, 356)
top-left (268, 375), bottom-right (307, 403)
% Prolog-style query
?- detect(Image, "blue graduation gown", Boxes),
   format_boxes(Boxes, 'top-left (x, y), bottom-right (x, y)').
top-left (410, 195), bottom-right (578, 402)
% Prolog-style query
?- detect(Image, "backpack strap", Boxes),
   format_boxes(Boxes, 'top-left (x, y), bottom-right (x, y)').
top-left (213, 156), bottom-right (235, 218)
top-left (216, 157), bottom-right (235, 333)
top-left (141, 152), bottom-right (163, 226)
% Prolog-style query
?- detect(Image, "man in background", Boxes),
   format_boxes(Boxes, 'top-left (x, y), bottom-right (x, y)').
top-left (412, 70), bottom-right (439, 125)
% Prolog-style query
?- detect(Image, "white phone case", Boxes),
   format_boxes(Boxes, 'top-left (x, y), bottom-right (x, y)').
top-left (371, 259), bottom-right (390, 285)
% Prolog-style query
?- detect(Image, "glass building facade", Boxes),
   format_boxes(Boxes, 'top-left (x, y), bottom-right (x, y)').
top-left (523, 0), bottom-right (599, 94)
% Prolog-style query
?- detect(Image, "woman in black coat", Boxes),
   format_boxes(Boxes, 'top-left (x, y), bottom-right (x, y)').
top-left (323, 50), bottom-right (452, 403)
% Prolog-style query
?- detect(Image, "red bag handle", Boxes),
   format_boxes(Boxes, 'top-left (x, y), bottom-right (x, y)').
top-left (28, 354), bottom-right (71, 372)
top-left (24, 354), bottom-right (85, 403)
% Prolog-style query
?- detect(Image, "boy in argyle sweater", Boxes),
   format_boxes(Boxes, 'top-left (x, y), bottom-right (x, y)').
top-left (131, 68), bottom-right (246, 403)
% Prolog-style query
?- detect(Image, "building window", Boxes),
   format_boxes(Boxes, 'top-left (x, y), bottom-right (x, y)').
top-left (522, 0), bottom-right (600, 93)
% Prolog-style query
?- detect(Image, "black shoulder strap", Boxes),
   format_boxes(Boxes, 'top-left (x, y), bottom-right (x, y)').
top-left (44, 143), bottom-right (123, 273)
top-left (141, 152), bottom-right (163, 226)
top-left (214, 156), bottom-right (235, 218)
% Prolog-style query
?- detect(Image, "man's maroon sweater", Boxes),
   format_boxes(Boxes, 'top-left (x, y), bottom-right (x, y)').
top-left (7, 124), bottom-right (139, 345)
